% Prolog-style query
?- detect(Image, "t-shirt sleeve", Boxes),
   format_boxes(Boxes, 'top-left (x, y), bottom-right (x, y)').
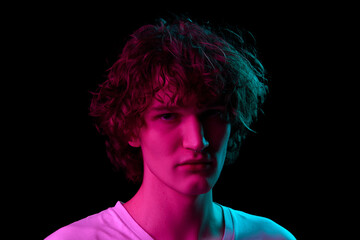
top-left (45, 225), bottom-right (84, 240)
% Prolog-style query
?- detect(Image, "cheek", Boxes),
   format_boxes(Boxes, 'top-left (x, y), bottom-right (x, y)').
top-left (206, 122), bottom-right (231, 151)
top-left (140, 128), bottom-right (180, 159)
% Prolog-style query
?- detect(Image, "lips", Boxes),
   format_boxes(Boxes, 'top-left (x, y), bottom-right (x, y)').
top-left (178, 162), bottom-right (213, 174)
top-left (176, 157), bottom-right (214, 172)
top-left (178, 160), bottom-right (213, 166)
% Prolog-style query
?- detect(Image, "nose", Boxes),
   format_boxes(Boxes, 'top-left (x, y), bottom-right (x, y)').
top-left (182, 115), bottom-right (209, 152)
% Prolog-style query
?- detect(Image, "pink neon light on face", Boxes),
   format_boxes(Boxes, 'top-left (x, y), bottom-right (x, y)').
top-left (134, 89), bottom-right (231, 196)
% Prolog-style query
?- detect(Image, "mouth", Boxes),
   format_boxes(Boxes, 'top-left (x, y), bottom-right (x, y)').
top-left (177, 159), bottom-right (214, 171)
top-left (180, 161), bottom-right (212, 165)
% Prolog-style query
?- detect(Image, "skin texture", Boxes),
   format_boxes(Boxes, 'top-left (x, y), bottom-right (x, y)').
top-left (124, 89), bottom-right (296, 240)
top-left (125, 90), bottom-right (230, 240)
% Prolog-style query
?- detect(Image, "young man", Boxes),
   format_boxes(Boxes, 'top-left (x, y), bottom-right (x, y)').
top-left (46, 18), bottom-right (295, 239)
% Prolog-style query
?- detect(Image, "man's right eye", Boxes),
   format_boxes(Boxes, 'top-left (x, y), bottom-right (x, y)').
top-left (159, 113), bottom-right (178, 121)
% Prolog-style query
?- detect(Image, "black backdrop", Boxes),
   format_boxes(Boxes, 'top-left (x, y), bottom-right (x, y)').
top-left (17, 3), bottom-right (347, 239)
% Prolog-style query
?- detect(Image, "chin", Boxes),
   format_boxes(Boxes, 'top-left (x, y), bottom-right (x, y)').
top-left (181, 177), bottom-right (216, 196)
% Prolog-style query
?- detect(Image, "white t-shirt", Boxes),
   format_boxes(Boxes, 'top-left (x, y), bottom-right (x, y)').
top-left (45, 202), bottom-right (293, 240)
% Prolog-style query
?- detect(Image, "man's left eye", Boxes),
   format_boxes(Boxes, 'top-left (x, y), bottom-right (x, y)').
top-left (202, 109), bottom-right (228, 121)
top-left (203, 110), bottom-right (222, 117)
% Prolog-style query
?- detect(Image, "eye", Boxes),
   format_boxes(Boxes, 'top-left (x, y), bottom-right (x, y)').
top-left (160, 113), bottom-right (178, 121)
top-left (203, 109), bottom-right (222, 118)
top-left (208, 109), bottom-right (222, 116)
top-left (202, 109), bottom-right (228, 121)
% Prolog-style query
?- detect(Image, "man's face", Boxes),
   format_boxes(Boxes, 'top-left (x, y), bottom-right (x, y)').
top-left (133, 89), bottom-right (231, 196)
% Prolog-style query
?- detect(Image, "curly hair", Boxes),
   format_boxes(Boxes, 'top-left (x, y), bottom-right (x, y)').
top-left (89, 17), bottom-right (267, 183)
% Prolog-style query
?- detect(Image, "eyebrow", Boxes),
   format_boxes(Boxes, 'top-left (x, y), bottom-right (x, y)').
top-left (149, 105), bottom-right (181, 112)
top-left (149, 104), bottom-right (226, 112)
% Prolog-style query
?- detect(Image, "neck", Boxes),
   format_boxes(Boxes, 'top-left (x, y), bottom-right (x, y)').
top-left (123, 171), bottom-right (223, 239)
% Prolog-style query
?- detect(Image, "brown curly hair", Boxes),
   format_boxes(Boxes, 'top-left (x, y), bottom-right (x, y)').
top-left (89, 17), bottom-right (267, 183)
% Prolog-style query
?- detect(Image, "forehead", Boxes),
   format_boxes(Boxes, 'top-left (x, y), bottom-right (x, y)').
top-left (149, 87), bottom-right (225, 110)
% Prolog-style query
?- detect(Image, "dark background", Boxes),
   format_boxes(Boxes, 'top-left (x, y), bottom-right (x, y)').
top-left (11, 2), bottom-right (352, 239)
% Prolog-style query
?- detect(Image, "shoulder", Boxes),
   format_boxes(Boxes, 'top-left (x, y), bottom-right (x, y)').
top-left (44, 207), bottom-right (115, 240)
top-left (225, 207), bottom-right (296, 240)
top-left (45, 224), bottom-right (87, 240)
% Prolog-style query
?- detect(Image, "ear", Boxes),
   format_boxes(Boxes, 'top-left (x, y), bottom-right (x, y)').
top-left (128, 137), bottom-right (141, 148)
